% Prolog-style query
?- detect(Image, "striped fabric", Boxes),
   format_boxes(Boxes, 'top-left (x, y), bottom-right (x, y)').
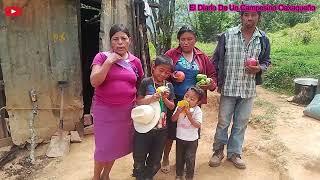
top-left (222, 25), bottom-right (262, 98)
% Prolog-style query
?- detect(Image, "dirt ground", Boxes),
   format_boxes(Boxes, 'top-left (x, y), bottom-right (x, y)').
top-left (1, 86), bottom-right (320, 180)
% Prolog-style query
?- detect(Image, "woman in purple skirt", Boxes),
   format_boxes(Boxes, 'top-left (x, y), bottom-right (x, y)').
top-left (90, 24), bottom-right (144, 180)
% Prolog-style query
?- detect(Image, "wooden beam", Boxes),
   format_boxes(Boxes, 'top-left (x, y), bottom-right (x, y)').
top-left (0, 145), bottom-right (19, 168)
top-left (0, 137), bottom-right (13, 148)
top-left (132, 0), bottom-right (139, 56)
top-left (0, 117), bottom-right (9, 139)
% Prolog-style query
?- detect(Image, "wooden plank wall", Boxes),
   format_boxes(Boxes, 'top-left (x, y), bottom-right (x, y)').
top-left (100, 0), bottom-right (134, 51)
top-left (0, 0), bottom-right (83, 145)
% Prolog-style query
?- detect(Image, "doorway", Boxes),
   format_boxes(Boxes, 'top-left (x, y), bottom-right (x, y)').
top-left (80, 1), bottom-right (101, 119)
top-left (0, 57), bottom-right (10, 141)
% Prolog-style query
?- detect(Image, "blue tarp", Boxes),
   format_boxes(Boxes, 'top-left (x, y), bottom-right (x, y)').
top-left (304, 94), bottom-right (320, 120)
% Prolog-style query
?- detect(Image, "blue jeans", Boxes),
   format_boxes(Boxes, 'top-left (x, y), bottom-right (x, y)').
top-left (212, 96), bottom-right (254, 158)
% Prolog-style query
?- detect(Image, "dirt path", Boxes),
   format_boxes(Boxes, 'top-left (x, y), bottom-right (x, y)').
top-left (1, 87), bottom-right (320, 180)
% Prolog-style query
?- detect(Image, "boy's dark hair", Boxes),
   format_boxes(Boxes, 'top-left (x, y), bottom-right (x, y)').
top-left (109, 24), bottom-right (131, 40)
top-left (177, 25), bottom-right (197, 40)
top-left (154, 55), bottom-right (174, 70)
top-left (188, 86), bottom-right (204, 102)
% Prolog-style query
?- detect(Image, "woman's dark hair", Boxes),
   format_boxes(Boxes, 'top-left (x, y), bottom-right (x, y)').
top-left (154, 55), bottom-right (174, 70)
top-left (177, 25), bottom-right (196, 40)
top-left (188, 86), bottom-right (204, 102)
top-left (109, 24), bottom-right (131, 40)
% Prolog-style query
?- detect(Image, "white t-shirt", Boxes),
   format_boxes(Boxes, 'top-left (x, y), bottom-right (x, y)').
top-left (176, 106), bottom-right (202, 141)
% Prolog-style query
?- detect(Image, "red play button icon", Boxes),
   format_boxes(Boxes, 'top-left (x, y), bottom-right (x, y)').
top-left (4, 6), bottom-right (22, 17)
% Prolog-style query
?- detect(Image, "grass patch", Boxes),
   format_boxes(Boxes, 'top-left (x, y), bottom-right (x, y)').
top-left (263, 15), bottom-right (320, 94)
top-left (250, 98), bottom-right (278, 134)
top-left (195, 41), bottom-right (216, 56)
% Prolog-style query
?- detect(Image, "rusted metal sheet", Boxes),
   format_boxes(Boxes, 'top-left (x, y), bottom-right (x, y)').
top-left (100, 0), bottom-right (134, 51)
top-left (0, 0), bottom-right (83, 145)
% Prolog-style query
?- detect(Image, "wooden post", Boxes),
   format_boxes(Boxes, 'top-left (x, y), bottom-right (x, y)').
top-left (135, 0), bottom-right (151, 77)
top-left (293, 86), bottom-right (315, 105)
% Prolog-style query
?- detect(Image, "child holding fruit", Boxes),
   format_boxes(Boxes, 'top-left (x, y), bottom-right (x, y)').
top-left (132, 55), bottom-right (175, 180)
top-left (172, 86), bottom-right (204, 180)
top-left (162, 25), bottom-right (217, 173)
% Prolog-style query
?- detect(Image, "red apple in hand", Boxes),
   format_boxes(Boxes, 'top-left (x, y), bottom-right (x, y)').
top-left (172, 71), bottom-right (185, 82)
top-left (245, 58), bottom-right (258, 67)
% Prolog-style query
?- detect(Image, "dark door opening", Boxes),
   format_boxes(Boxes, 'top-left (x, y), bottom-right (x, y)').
top-left (80, 2), bottom-right (101, 119)
top-left (0, 58), bottom-right (10, 139)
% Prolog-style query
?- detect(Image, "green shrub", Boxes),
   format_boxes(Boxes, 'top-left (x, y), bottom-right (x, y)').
top-left (149, 43), bottom-right (156, 61)
top-left (264, 61), bottom-right (320, 94)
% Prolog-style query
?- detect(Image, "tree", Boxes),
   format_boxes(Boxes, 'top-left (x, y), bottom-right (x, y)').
top-left (175, 0), bottom-right (234, 42)
top-left (257, 0), bottom-right (315, 32)
top-left (196, 11), bottom-right (233, 42)
top-left (147, 0), bottom-right (175, 55)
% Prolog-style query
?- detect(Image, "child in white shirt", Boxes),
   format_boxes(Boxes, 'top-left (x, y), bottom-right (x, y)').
top-left (171, 86), bottom-right (204, 180)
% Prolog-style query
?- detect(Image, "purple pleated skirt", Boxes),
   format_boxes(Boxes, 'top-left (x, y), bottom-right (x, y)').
top-left (92, 103), bottom-right (134, 162)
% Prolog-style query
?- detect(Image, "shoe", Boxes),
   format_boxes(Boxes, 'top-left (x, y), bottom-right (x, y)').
top-left (209, 149), bottom-right (224, 167)
top-left (228, 154), bottom-right (246, 169)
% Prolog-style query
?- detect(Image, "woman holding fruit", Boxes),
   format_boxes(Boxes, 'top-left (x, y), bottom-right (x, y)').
top-left (161, 25), bottom-right (217, 173)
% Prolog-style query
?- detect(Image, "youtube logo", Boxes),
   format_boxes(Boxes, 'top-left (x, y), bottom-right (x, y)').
top-left (5, 6), bottom-right (22, 17)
